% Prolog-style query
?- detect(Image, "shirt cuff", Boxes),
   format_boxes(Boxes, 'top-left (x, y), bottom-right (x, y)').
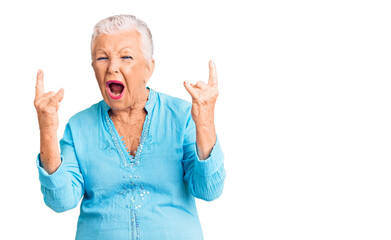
top-left (195, 134), bottom-right (224, 177)
top-left (36, 154), bottom-right (69, 190)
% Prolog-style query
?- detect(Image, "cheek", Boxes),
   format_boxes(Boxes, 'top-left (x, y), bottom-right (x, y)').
top-left (94, 65), bottom-right (106, 80)
top-left (93, 65), bottom-right (107, 90)
top-left (123, 66), bottom-right (142, 82)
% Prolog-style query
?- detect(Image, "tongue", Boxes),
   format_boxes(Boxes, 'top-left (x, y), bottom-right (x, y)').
top-left (110, 83), bottom-right (124, 95)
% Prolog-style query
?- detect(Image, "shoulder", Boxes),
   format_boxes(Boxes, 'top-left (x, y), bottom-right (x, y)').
top-left (155, 90), bottom-right (192, 115)
top-left (68, 101), bottom-right (104, 126)
top-left (153, 90), bottom-right (194, 129)
top-left (153, 89), bottom-right (195, 136)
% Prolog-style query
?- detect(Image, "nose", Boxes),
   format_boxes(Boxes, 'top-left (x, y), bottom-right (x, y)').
top-left (108, 59), bottom-right (120, 74)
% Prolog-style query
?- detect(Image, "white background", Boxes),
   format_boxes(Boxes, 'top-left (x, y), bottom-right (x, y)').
top-left (1, 0), bottom-right (391, 239)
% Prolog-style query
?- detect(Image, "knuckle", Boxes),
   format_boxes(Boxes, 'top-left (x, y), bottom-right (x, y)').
top-left (48, 98), bottom-right (56, 106)
top-left (38, 107), bottom-right (48, 114)
top-left (39, 107), bottom-right (55, 115)
top-left (34, 99), bottom-right (43, 109)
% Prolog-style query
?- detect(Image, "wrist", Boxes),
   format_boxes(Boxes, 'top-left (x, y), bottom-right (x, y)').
top-left (195, 121), bottom-right (215, 132)
top-left (195, 124), bottom-right (216, 160)
top-left (38, 119), bottom-right (58, 132)
top-left (193, 112), bottom-right (214, 126)
top-left (40, 127), bottom-right (58, 137)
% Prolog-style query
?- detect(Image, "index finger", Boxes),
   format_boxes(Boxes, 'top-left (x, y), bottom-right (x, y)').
top-left (208, 60), bottom-right (218, 87)
top-left (35, 69), bottom-right (45, 98)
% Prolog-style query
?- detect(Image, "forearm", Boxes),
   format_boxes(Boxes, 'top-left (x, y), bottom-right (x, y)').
top-left (184, 131), bottom-right (226, 201)
top-left (195, 123), bottom-right (216, 160)
top-left (40, 129), bottom-right (61, 174)
top-left (37, 124), bottom-right (85, 213)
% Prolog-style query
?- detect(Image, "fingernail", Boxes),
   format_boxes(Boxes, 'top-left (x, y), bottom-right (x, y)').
top-left (184, 80), bottom-right (189, 85)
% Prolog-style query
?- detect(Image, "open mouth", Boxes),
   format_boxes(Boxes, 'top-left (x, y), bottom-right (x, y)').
top-left (106, 80), bottom-right (125, 100)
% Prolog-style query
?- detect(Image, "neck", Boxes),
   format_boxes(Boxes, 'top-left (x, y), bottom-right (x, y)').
top-left (109, 88), bottom-right (149, 121)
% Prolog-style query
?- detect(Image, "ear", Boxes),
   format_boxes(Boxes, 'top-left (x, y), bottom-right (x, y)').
top-left (144, 59), bottom-right (155, 84)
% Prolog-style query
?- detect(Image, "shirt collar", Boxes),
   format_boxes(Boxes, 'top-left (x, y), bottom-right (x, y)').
top-left (144, 86), bottom-right (157, 113)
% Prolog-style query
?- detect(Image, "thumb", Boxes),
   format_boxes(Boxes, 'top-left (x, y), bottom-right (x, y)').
top-left (53, 88), bottom-right (65, 103)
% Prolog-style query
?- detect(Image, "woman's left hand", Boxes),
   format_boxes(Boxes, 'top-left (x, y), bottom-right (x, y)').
top-left (184, 60), bottom-right (219, 127)
top-left (184, 60), bottom-right (219, 160)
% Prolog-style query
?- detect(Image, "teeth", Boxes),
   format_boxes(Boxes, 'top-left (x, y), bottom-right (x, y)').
top-left (114, 93), bottom-right (120, 96)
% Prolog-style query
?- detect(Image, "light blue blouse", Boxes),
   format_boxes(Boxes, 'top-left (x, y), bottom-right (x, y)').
top-left (36, 87), bottom-right (226, 240)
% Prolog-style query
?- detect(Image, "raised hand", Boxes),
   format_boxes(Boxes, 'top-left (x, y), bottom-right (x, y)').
top-left (184, 60), bottom-right (219, 127)
top-left (34, 69), bottom-right (64, 173)
top-left (183, 60), bottom-right (219, 160)
top-left (34, 69), bottom-right (64, 131)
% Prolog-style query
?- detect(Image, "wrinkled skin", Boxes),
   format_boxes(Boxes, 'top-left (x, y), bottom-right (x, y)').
top-left (34, 29), bottom-right (220, 175)
top-left (91, 29), bottom-right (155, 113)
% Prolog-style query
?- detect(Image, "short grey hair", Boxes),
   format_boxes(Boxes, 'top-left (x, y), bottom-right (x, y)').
top-left (91, 14), bottom-right (154, 60)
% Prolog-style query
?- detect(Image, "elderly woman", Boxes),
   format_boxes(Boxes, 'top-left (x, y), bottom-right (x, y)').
top-left (34, 14), bottom-right (225, 240)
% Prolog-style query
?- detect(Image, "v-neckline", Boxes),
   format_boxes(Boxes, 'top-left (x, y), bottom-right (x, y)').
top-left (111, 110), bottom-right (147, 159)
top-left (111, 111), bottom-right (148, 161)
top-left (102, 87), bottom-right (156, 169)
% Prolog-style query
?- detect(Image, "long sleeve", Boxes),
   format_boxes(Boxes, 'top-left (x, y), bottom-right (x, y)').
top-left (36, 123), bottom-right (85, 213)
top-left (182, 115), bottom-right (226, 201)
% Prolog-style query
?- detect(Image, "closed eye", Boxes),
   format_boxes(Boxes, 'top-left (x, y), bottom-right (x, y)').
top-left (122, 56), bottom-right (133, 59)
top-left (97, 57), bottom-right (108, 61)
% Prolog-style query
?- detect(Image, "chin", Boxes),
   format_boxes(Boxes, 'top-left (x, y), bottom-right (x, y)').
top-left (105, 98), bottom-right (127, 111)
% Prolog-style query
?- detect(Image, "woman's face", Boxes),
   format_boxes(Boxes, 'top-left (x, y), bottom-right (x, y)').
top-left (91, 29), bottom-right (154, 111)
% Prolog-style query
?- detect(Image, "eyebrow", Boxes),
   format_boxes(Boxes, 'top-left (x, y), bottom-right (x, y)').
top-left (94, 48), bottom-right (134, 54)
top-left (94, 49), bottom-right (106, 54)
top-left (119, 47), bottom-right (134, 53)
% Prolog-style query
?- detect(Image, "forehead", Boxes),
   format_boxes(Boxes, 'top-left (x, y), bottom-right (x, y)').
top-left (92, 29), bottom-right (142, 53)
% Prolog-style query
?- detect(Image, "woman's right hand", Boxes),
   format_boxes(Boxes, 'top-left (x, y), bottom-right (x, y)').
top-left (34, 69), bottom-right (64, 132)
top-left (34, 69), bottom-right (64, 174)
